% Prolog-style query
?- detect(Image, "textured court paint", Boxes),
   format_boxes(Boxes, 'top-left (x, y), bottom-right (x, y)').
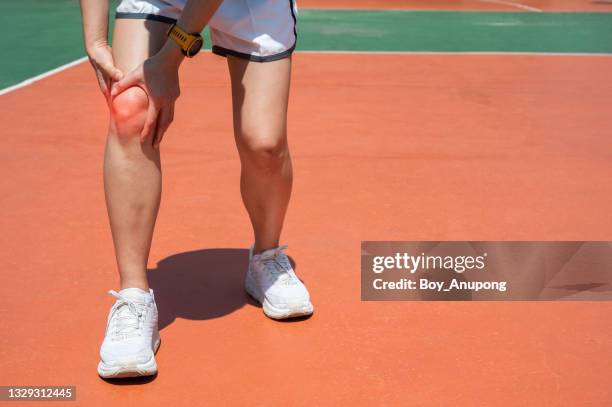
top-left (0, 57), bottom-right (88, 96)
top-left (2, 2), bottom-right (612, 89)
top-left (1, 54), bottom-right (612, 405)
top-left (0, 1), bottom-right (88, 89)
top-left (299, 0), bottom-right (612, 11)
top-left (296, 10), bottom-right (612, 53)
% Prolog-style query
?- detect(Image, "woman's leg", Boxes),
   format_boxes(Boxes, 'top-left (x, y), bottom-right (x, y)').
top-left (97, 18), bottom-right (170, 379)
top-left (230, 55), bottom-right (313, 319)
top-left (105, 19), bottom-right (170, 290)
top-left (227, 56), bottom-right (293, 253)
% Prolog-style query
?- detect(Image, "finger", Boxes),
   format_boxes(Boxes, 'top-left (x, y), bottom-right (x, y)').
top-left (108, 68), bottom-right (123, 82)
top-left (96, 71), bottom-right (109, 97)
top-left (111, 69), bottom-right (139, 97)
top-left (141, 102), bottom-right (160, 142)
top-left (153, 105), bottom-right (174, 149)
top-left (99, 62), bottom-right (124, 82)
top-left (103, 75), bottom-right (114, 106)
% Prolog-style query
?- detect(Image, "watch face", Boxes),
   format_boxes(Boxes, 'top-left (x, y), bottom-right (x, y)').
top-left (189, 38), bottom-right (204, 57)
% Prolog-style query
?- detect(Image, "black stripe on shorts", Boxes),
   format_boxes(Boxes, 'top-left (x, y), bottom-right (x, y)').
top-left (115, 12), bottom-right (177, 24)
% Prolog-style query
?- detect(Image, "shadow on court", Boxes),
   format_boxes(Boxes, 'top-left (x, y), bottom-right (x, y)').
top-left (147, 248), bottom-right (301, 329)
top-left (103, 373), bottom-right (158, 386)
top-left (147, 248), bottom-right (254, 329)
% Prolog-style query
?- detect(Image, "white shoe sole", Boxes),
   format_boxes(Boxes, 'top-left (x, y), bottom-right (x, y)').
top-left (245, 273), bottom-right (314, 320)
top-left (97, 337), bottom-right (161, 379)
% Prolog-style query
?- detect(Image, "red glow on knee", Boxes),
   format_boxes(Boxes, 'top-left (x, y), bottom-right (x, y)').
top-left (111, 87), bottom-right (148, 134)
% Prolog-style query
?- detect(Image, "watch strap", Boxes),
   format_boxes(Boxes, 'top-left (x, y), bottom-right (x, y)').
top-left (167, 23), bottom-right (202, 57)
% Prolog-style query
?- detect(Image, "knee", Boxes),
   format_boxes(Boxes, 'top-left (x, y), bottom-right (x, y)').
top-left (239, 129), bottom-right (289, 172)
top-left (111, 87), bottom-right (149, 137)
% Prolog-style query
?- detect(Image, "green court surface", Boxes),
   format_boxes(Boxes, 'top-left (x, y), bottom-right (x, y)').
top-left (298, 10), bottom-right (612, 53)
top-left (1, 1), bottom-right (612, 89)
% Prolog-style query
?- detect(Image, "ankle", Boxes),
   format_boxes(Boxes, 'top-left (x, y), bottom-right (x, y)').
top-left (253, 244), bottom-right (279, 255)
top-left (119, 280), bottom-right (150, 292)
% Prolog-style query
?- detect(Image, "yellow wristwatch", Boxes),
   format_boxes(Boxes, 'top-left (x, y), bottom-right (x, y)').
top-left (167, 23), bottom-right (204, 57)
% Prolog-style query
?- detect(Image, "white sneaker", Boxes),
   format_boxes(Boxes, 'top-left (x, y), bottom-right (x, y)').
top-left (97, 288), bottom-right (161, 378)
top-left (245, 244), bottom-right (314, 319)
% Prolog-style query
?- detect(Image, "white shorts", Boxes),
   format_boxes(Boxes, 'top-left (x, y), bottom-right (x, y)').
top-left (116, 0), bottom-right (298, 62)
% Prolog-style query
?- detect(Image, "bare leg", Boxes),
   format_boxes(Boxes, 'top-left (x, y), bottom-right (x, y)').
top-left (104, 19), bottom-right (169, 290)
top-left (227, 56), bottom-right (293, 254)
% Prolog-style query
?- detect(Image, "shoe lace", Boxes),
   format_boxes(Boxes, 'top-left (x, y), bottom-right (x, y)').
top-left (258, 245), bottom-right (297, 285)
top-left (107, 290), bottom-right (146, 340)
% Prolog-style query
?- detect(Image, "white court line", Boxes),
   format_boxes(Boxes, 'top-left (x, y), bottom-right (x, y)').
top-left (478, 0), bottom-right (542, 12)
top-left (0, 56), bottom-right (88, 96)
top-left (2, 50), bottom-right (611, 96)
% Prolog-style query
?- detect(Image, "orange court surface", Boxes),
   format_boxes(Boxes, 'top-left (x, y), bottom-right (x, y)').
top-left (1, 0), bottom-right (611, 405)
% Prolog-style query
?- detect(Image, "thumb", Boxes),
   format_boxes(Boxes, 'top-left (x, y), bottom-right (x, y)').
top-left (108, 66), bottom-right (123, 82)
top-left (98, 61), bottom-right (123, 82)
top-left (111, 69), bottom-right (139, 97)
